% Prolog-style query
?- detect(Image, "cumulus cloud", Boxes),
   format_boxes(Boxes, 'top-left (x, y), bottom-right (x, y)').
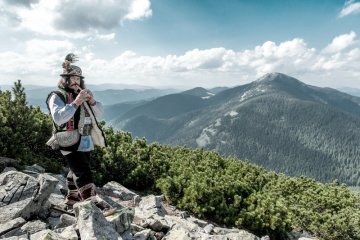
top-left (0, 33), bottom-right (360, 88)
top-left (0, 39), bottom-right (75, 83)
top-left (324, 31), bottom-right (357, 53)
top-left (78, 35), bottom-right (358, 87)
top-left (125, 0), bottom-right (152, 20)
top-left (3, 0), bottom-right (39, 8)
top-left (0, 0), bottom-right (152, 37)
top-left (339, 0), bottom-right (360, 18)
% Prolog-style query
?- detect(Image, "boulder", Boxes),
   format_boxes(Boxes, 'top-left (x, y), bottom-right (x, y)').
top-left (133, 229), bottom-right (152, 240)
top-left (0, 171), bottom-right (58, 223)
top-left (136, 195), bottom-right (166, 219)
top-left (74, 200), bottom-right (122, 240)
top-left (103, 181), bottom-right (139, 201)
top-left (56, 214), bottom-right (77, 229)
top-left (48, 174), bottom-right (67, 195)
top-left (1, 167), bottom-right (17, 173)
top-left (0, 217), bottom-right (26, 236)
top-left (140, 217), bottom-right (170, 233)
top-left (162, 226), bottom-right (191, 240)
top-left (225, 230), bottom-right (260, 240)
top-left (24, 164), bottom-right (45, 174)
top-left (188, 216), bottom-right (208, 228)
top-left (46, 217), bottom-right (61, 229)
top-left (54, 225), bottom-right (78, 240)
top-left (30, 229), bottom-right (67, 240)
top-left (2, 235), bottom-right (28, 240)
top-left (164, 215), bottom-right (200, 232)
top-left (106, 207), bottom-right (135, 234)
top-left (203, 223), bottom-right (214, 234)
top-left (20, 220), bottom-right (47, 235)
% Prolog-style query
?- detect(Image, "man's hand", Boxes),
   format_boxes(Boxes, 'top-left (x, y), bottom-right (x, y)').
top-left (73, 89), bottom-right (89, 107)
top-left (85, 89), bottom-right (96, 105)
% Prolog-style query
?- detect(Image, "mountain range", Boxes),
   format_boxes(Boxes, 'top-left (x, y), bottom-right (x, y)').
top-left (0, 84), bottom-right (180, 111)
top-left (107, 73), bottom-right (360, 186)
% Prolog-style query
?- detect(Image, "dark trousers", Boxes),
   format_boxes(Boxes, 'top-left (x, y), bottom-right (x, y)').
top-left (64, 151), bottom-right (93, 188)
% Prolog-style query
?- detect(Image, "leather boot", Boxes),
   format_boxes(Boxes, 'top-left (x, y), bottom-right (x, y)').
top-left (78, 183), bottom-right (117, 217)
top-left (64, 178), bottom-right (81, 206)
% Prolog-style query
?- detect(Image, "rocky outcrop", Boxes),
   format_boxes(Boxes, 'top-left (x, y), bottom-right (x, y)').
top-left (0, 170), bottom-right (58, 223)
top-left (0, 162), bottom-right (317, 240)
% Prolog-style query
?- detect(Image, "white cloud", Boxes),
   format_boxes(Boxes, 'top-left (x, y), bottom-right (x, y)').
top-left (125, 0), bottom-right (152, 20)
top-left (339, 0), bottom-right (360, 18)
top-left (0, 33), bottom-right (360, 89)
top-left (0, 0), bottom-right (152, 37)
top-left (2, 0), bottom-right (39, 8)
top-left (95, 33), bottom-right (116, 41)
top-left (324, 31), bottom-right (357, 53)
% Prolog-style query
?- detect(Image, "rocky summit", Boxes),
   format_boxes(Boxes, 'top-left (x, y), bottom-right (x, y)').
top-left (0, 162), bottom-right (315, 240)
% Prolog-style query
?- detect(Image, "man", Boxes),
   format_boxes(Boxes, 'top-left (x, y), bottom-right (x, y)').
top-left (46, 53), bottom-right (115, 216)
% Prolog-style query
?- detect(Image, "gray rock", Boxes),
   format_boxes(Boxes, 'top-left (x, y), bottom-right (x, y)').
top-left (0, 217), bottom-right (26, 236)
top-left (20, 220), bottom-right (47, 235)
top-left (1, 167), bottom-right (17, 173)
top-left (226, 230), bottom-right (260, 240)
top-left (164, 215), bottom-right (200, 232)
top-left (54, 225), bottom-right (78, 240)
top-left (1, 235), bottom-right (28, 240)
top-left (203, 223), bottom-right (214, 234)
top-left (133, 229), bottom-right (152, 240)
top-left (48, 174), bottom-right (67, 195)
top-left (189, 216), bottom-right (208, 228)
top-left (0, 172), bottom-right (58, 223)
top-left (46, 217), bottom-right (60, 229)
top-left (213, 227), bottom-right (241, 234)
top-left (137, 195), bottom-right (166, 219)
top-left (39, 193), bottom-right (67, 219)
top-left (30, 229), bottom-right (67, 240)
top-left (56, 214), bottom-right (77, 229)
top-left (154, 231), bottom-right (165, 239)
top-left (121, 230), bottom-right (133, 240)
top-left (0, 228), bottom-right (24, 239)
top-left (288, 230), bottom-right (317, 240)
top-left (74, 200), bottom-right (122, 240)
top-left (130, 223), bottom-right (145, 233)
top-left (133, 195), bottom-right (141, 206)
top-left (196, 234), bottom-right (228, 240)
top-left (178, 211), bottom-right (190, 219)
top-left (49, 194), bottom-right (67, 212)
top-left (103, 181), bottom-right (139, 201)
top-left (98, 193), bottom-right (126, 210)
top-left (106, 207), bottom-right (135, 234)
top-left (25, 164), bottom-right (45, 174)
top-left (0, 171), bottom-right (38, 207)
top-left (162, 226), bottom-right (191, 240)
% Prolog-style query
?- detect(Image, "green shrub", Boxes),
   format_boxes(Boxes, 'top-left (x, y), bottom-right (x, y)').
top-left (1, 81), bottom-right (359, 239)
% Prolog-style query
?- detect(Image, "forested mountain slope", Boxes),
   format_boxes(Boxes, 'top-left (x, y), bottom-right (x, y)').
top-left (115, 73), bottom-right (360, 186)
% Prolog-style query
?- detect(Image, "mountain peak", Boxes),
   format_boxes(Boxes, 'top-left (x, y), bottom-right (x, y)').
top-left (255, 72), bottom-right (306, 88)
top-left (256, 72), bottom-right (293, 82)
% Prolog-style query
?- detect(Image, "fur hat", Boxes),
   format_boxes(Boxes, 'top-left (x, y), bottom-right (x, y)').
top-left (60, 53), bottom-right (85, 79)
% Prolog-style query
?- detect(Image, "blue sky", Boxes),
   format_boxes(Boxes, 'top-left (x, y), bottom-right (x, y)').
top-left (0, 0), bottom-right (360, 89)
top-left (116, 0), bottom-right (358, 55)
